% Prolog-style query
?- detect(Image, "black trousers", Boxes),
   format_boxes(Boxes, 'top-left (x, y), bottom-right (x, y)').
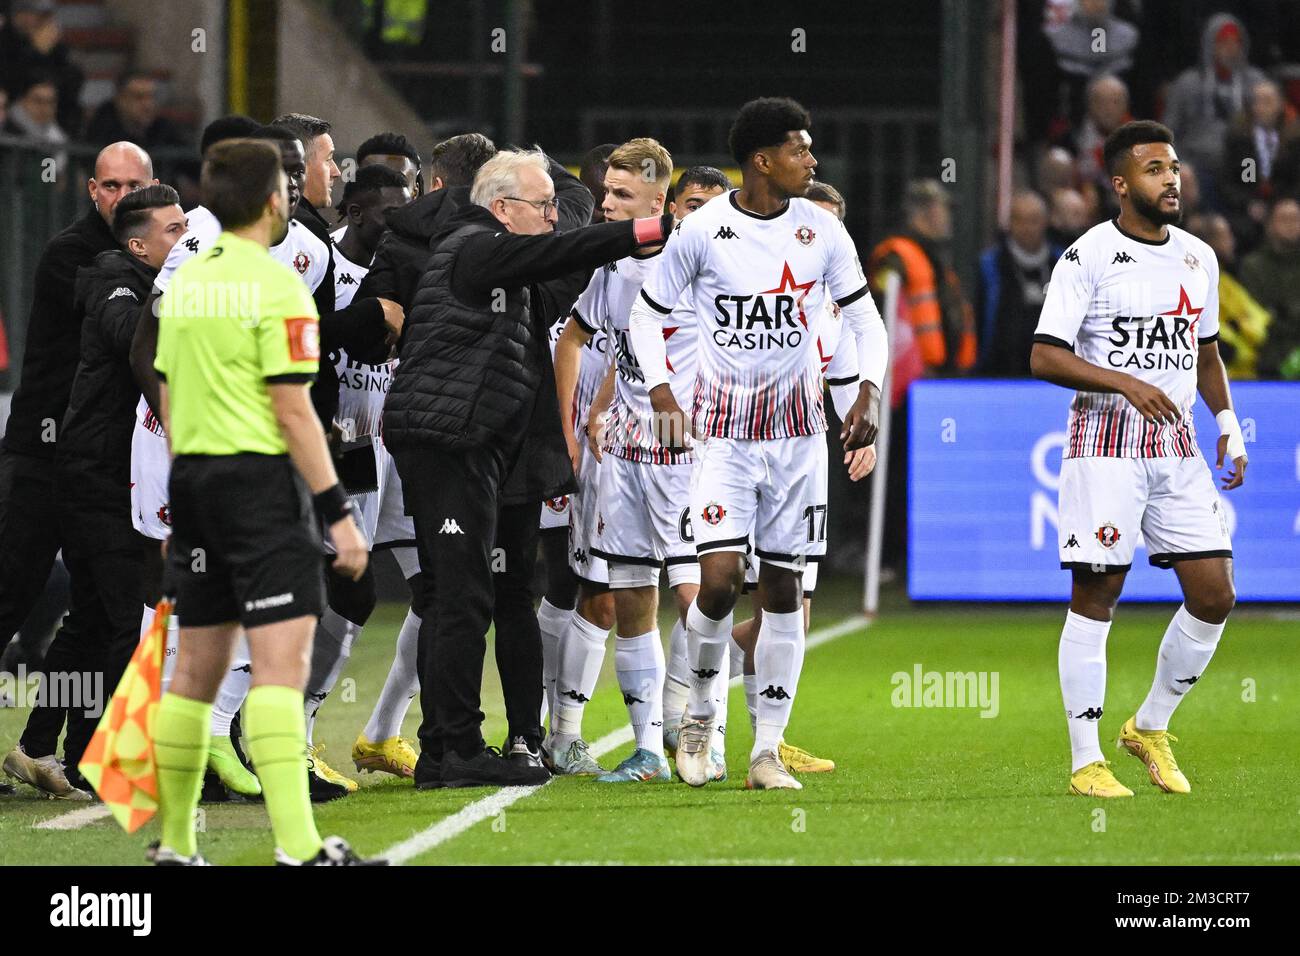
top-left (0, 448), bottom-right (65, 661)
top-left (20, 465), bottom-right (149, 765)
top-left (396, 444), bottom-right (544, 761)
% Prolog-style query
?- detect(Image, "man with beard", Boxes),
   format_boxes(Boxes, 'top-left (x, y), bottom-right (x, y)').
top-left (1030, 121), bottom-right (1245, 798)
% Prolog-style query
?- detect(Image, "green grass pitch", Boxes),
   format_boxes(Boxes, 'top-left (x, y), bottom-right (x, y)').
top-left (1, 576), bottom-right (1296, 865)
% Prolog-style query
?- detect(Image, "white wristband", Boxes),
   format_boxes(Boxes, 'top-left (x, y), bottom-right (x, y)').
top-left (1216, 409), bottom-right (1247, 462)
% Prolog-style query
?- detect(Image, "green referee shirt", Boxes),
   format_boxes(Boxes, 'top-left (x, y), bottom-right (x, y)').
top-left (155, 231), bottom-right (320, 456)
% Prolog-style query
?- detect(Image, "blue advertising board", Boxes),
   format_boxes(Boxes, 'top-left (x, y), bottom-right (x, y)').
top-left (908, 380), bottom-right (1299, 601)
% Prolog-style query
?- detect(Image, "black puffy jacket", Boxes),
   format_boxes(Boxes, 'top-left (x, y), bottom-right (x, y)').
top-left (57, 250), bottom-right (156, 482)
top-left (383, 164), bottom-right (666, 503)
top-left (357, 185), bottom-right (470, 312)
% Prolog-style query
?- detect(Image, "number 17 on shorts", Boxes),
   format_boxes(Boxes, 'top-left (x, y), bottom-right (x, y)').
top-left (690, 433), bottom-right (829, 571)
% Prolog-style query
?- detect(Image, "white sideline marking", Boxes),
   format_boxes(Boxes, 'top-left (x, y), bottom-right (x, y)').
top-left (381, 613), bottom-right (870, 865)
top-left (34, 804), bottom-right (112, 830)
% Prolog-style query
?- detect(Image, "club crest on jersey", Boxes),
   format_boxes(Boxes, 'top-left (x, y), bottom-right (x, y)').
top-left (1095, 523), bottom-right (1120, 549)
top-left (157, 504), bottom-right (172, 527)
top-left (794, 225), bottom-right (815, 246)
top-left (1184, 252), bottom-right (1200, 271)
top-left (701, 501), bottom-right (726, 526)
top-left (293, 252), bottom-right (310, 275)
top-left (545, 496), bottom-right (568, 514)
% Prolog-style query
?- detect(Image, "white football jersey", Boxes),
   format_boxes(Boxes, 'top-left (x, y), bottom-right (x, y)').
top-left (578, 250), bottom-right (699, 464)
top-left (1034, 219), bottom-right (1220, 458)
top-left (154, 205), bottom-right (330, 296)
top-left (565, 277), bottom-right (613, 431)
top-left (638, 191), bottom-right (868, 439)
top-left (329, 245), bottom-right (389, 440)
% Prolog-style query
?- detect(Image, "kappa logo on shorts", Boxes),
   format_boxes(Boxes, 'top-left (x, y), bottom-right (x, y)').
top-left (438, 518), bottom-right (465, 534)
top-left (1064, 534), bottom-right (1080, 548)
top-left (701, 501), bottom-right (726, 526)
top-left (597, 513), bottom-right (605, 535)
top-left (1095, 523), bottom-right (1121, 549)
top-left (284, 316), bottom-right (320, 362)
top-left (545, 496), bottom-right (568, 513)
top-left (794, 225), bottom-right (815, 246)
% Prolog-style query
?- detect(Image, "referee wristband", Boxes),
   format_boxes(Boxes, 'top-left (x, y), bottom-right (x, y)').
top-left (313, 483), bottom-right (355, 525)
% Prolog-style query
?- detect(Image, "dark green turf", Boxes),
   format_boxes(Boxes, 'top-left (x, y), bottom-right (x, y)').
top-left (2, 580), bottom-right (1296, 865)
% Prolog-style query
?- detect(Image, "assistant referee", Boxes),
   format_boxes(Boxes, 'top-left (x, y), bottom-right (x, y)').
top-left (148, 139), bottom-right (380, 866)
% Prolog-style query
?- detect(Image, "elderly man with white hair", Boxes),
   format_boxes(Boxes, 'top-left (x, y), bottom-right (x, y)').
top-left (383, 146), bottom-right (676, 789)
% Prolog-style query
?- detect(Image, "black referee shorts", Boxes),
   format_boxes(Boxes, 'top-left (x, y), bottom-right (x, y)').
top-left (167, 454), bottom-right (325, 629)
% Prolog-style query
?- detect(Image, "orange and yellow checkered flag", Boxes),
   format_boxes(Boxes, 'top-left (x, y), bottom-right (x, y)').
top-left (78, 599), bottom-right (171, 833)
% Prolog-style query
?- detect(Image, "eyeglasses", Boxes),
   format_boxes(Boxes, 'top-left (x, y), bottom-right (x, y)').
top-left (503, 195), bottom-right (559, 215)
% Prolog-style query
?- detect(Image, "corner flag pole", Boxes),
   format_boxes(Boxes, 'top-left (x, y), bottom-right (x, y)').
top-left (864, 270), bottom-right (900, 616)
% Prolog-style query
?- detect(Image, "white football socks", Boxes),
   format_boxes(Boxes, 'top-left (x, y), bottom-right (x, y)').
top-left (752, 609), bottom-right (804, 759)
top-left (1059, 610), bottom-right (1111, 772)
top-left (362, 607), bottom-right (420, 742)
top-left (711, 645), bottom-right (730, 755)
top-left (743, 673), bottom-right (758, 734)
top-left (1136, 605), bottom-right (1224, 732)
top-left (537, 598), bottom-right (572, 728)
top-left (304, 608), bottom-right (358, 745)
top-left (211, 639), bottom-right (251, 738)
top-left (615, 630), bottom-right (665, 757)
top-left (685, 601), bottom-right (731, 720)
top-left (145, 604), bottom-right (181, 695)
top-left (552, 611), bottom-right (608, 747)
top-left (661, 618), bottom-right (691, 730)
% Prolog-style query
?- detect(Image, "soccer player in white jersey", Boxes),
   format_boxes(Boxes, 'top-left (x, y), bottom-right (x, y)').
top-left (729, 181), bottom-right (875, 775)
top-left (652, 167), bottom-right (732, 773)
top-left (314, 165), bottom-right (428, 780)
top-left (549, 139), bottom-right (690, 783)
top-left (129, 127), bottom-right (332, 799)
top-left (630, 98), bottom-right (887, 790)
top-left (1030, 121), bottom-right (1245, 798)
top-left (548, 251), bottom-right (617, 777)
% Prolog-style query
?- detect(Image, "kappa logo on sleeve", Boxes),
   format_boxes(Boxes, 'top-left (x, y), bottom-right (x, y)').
top-left (284, 316), bottom-right (320, 362)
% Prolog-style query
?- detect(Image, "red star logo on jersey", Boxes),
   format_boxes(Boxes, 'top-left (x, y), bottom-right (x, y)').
top-left (760, 262), bottom-right (816, 329)
top-left (816, 336), bottom-right (833, 373)
top-left (663, 326), bottom-right (678, 373)
top-left (1160, 285), bottom-right (1204, 338)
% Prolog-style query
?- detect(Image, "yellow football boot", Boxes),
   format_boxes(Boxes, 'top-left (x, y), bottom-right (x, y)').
top-left (352, 734), bottom-right (417, 778)
top-left (308, 744), bottom-right (358, 792)
top-left (778, 739), bottom-right (836, 774)
top-left (1117, 717), bottom-right (1191, 794)
top-left (1068, 759), bottom-right (1134, 798)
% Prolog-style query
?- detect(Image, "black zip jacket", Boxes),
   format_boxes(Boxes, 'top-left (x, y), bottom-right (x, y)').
top-left (57, 250), bottom-right (156, 483)
top-left (357, 185), bottom-right (471, 312)
top-left (385, 158), bottom-right (661, 505)
top-left (3, 208), bottom-right (118, 459)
